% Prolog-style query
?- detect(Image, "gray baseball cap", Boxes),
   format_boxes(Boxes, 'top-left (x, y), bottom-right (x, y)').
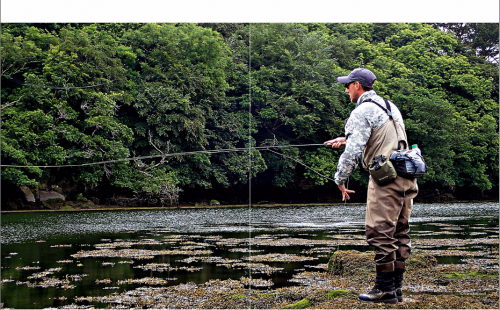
top-left (337, 68), bottom-right (377, 87)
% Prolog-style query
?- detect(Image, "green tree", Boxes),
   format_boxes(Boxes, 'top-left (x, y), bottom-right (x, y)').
top-left (349, 23), bottom-right (498, 191)
top-left (1, 24), bottom-right (133, 190)
top-left (118, 23), bottom-right (256, 191)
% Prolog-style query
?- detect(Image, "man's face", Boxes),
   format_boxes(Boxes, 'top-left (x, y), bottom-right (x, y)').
top-left (345, 81), bottom-right (362, 103)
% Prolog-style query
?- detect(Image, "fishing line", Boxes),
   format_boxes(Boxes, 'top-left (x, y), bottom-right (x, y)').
top-left (265, 148), bottom-right (335, 183)
top-left (0, 144), bottom-right (326, 168)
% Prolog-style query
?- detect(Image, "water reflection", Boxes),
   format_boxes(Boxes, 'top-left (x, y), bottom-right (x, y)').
top-left (3, 203), bottom-right (498, 244)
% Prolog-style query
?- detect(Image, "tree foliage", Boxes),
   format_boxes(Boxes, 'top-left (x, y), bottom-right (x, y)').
top-left (1, 23), bottom-right (498, 204)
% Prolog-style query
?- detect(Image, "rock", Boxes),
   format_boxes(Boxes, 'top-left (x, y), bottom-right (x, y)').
top-left (406, 250), bottom-right (438, 269)
top-left (432, 274), bottom-right (451, 286)
top-left (328, 250), bottom-right (438, 276)
top-left (19, 186), bottom-right (35, 203)
top-left (328, 250), bottom-right (374, 276)
top-left (52, 185), bottom-right (63, 194)
top-left (39, 191), bottom-right (66, 202)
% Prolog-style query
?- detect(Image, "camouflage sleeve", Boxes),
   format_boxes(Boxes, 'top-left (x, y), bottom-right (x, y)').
top-left (334, 109), bottom-right (372, 186)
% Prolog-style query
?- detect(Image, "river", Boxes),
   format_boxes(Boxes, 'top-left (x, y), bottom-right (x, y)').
top-left (1, 202), bottom-right (498, 309)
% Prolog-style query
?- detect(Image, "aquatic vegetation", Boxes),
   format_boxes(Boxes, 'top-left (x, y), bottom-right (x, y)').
top-left (71, 248), bottom-right (212, 259)
top-left (1, 204), bottom-right (498, 309)
top-left (133, 263), bottom-right (202, 273)
top-left (27, 267), bottom-right (62, 279)
top-left (16, 266), bottom-right (41, 270)
top-left (289, 271), bottom-right (337, 288)
top-left (229, 247), bottom-right (265, 253)
top-left (460, 258), bottom-right (499, 268)
top-left (239, 276), bottom-right (274, 287)
top-left (21, 277), bottom-right (76, 289)
top-left (247, 253), bottom-right (318, 263)
top-left (413, 237), bottom-right (499, 248)
top-left (95, 278), bottom-right (112, 284)
top-left (94, 239), bottom-right (163, 249)
top-left (301, 247), bottom-right (335, 254)
top-left (232, 262), bottom-right (285, 274)
top-left (65, 274), bottom-right (88, 282)
top-left (426, 249), bottom-right (475, 256)
top-left (117, 277), bottom-right (168, 285)
top-left (304, 263), bottom-right (328, 270)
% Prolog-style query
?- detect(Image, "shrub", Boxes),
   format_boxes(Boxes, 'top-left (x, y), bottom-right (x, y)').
top-left (76, 193), bottom-right (88, 202)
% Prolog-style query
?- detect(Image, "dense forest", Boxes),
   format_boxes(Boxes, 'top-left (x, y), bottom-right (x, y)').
top-left (1, 23), bottom-right (498, 208)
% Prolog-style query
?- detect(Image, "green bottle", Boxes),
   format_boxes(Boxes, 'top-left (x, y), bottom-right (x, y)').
top-left (412, 144), bottom-right (421, 155)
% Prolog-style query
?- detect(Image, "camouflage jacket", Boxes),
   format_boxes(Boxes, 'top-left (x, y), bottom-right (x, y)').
top-left (334, 90), bottom-right (405, 186)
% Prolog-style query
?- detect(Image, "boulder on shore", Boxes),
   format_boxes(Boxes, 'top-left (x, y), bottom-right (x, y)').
top-left (19, 186), bottom-right (35, 203)
top-left (327, 250), bottom-right (438, 276)
top-left (39, 191), bottom-right (66, 202)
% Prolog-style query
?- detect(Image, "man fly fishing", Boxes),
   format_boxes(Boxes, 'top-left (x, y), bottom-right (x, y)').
top-left (324, 68), bottom-right (418, 304)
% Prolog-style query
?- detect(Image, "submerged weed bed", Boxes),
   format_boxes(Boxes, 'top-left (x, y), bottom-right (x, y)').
top-left (1, 203), bottom-right (498, 309)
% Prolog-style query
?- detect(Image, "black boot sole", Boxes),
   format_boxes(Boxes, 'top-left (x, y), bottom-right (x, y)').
top-left (358, 297), bottom-right (398, 304)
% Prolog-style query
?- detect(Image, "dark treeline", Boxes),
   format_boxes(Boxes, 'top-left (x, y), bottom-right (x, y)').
top-left (1, 23), bottom-right (498, 207)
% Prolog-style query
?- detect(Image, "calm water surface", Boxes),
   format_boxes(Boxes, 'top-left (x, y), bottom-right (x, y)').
top-left (1, 202), bottom-right (498, 309)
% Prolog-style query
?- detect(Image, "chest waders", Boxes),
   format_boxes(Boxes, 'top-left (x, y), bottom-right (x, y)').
top-left (356, 97), bottom-right (418, 304)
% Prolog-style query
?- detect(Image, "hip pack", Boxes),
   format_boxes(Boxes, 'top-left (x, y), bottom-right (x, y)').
top-left (369, 154), bottom-right (397, 185)
top-left (389, 148), bottom-right (427, 179)
top-left (362, 97), bottom-right (427, 182)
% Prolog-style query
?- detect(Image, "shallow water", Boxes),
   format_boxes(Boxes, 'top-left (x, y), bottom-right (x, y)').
top-left (1, 202), bottom-right (498, 309)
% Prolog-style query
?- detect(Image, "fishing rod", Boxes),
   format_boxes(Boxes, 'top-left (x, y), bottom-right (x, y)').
top-left (0, 143), bottom-right (327, 168)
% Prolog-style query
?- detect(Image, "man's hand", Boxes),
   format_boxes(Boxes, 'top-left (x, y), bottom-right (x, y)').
top-left (338, 185), bottom-right (355, 201)
top-left (324, 137), bottom-right (346, 148)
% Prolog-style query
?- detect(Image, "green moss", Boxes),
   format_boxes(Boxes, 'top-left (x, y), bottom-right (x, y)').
top-left (444, 271), bottom-right (499, 280)
top-left (282, 299), bottom-right (311, 309)
top-left (327, 290), bottom-right (348, 299)
top-left (61, 206), bottom-right (73, 210)
top-left (227, 294), bottom-right (246, 299)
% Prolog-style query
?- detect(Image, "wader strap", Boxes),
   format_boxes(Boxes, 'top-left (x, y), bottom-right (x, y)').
top-left (361, 97), bottom-right (407, 150)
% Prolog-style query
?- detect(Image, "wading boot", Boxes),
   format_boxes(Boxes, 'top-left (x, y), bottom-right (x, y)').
top-left (358, 272), bottom-right (397, 304)
top-left (394, 268), bottom-right (405, 302)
